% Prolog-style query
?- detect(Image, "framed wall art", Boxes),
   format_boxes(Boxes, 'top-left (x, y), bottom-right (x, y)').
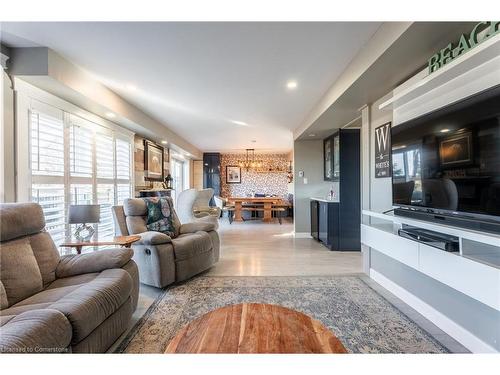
top-left (144, 140), bottom-right (164, 181)
top-left (226, 166), bottom-right (241, 184)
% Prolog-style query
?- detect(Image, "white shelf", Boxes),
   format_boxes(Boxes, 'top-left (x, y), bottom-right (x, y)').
top-left (362, 210), bottom-right (500, 248)
top-left (379, 33), bottom-right (500, 111)
top-left (361, 223), bottom-right (500, 311)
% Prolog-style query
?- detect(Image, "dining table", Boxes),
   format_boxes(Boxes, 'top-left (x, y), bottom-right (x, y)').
top-left (227, 196), bottom-right (284, 223)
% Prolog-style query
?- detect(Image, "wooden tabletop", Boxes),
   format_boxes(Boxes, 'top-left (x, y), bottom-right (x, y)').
top-left (165, 303), bottom-right (347, 354)
top-left (227, 197), bottom-right (282, 202)
top-left (59, 235), bottom-right (141, 254)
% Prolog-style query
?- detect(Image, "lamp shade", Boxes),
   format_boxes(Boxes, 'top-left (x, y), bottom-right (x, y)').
top-left (67, 205), bottom-right (100, 224)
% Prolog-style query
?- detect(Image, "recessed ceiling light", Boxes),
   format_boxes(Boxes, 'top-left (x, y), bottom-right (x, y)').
top-left (440, 128), bottom-right (450, 133)
top-left (251, 140), bottom-right (257, 143)
top-left (286, 80), bottom-right (298, 90)
top-left (105, 112), bottom-right (116, 119)
top-left (231, 120), bottom-right (249, 126)
top-left (126, 84), bottom-right (137, 91)
top-left (161, 140), bottom-right (168, 144)
top-left (308, 133), bottom-right (316, 137)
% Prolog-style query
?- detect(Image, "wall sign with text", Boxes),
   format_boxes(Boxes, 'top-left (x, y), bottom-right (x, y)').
top-left (374, 122), bottom-right (391, 178)
top-left (428, 21), bottom-right (500, 75)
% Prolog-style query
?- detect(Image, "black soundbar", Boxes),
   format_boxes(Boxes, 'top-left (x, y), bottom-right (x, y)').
top-left (398, 226), bottom-right (459, 252)
top-left (394, 208), bottom-right (500, 235)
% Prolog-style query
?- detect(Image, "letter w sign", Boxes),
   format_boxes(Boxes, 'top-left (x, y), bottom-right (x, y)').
top-left (375, 122), bottom-right (392, 178)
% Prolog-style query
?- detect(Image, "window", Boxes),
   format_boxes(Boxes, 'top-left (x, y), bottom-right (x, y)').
top-left (28, 100), bottom-right (133, 247)
top-left (172, 158), bottom-right (185, 202)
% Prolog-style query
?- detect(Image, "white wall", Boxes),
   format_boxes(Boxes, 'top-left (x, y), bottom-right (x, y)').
top-left (1, 69), bottom-right (15, 202)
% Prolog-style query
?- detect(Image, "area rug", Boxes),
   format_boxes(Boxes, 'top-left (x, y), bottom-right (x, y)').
top-left (115, 275), bottom-right (448, 353)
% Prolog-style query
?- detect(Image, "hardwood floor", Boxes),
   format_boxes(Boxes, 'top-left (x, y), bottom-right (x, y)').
top-left (110, 217), bottom-right (468, 353)
top-left (207, 218), bottom-right (362, 276)
top-left (165, 303), bottom-right (347, 353)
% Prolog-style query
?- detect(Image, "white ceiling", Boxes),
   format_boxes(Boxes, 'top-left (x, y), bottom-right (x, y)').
top-left (1, 22), bottom-right (381, 152)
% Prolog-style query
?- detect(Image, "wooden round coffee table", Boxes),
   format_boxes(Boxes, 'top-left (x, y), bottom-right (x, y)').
top-left (165, 303), bottom-right (347, 354)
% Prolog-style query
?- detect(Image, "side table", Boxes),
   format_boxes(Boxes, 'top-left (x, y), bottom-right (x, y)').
top-left (59, 235), bottom-right (141, 254)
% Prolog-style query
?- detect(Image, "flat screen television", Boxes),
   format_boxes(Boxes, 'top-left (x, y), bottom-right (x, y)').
top-left (391, 85), bottom-right (500, 231)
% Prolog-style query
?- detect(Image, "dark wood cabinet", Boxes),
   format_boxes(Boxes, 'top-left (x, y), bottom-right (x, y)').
top-left (314, 129), bottom-right (361, 251)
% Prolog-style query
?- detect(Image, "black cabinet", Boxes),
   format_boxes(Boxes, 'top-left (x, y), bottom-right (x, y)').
top-left (314, 129), bottom-right (361, 251)
top-left (324, 133), bottom-right (340, 181)
top-left (310, 200), bottom-right (319, 240)
top-left (317, 200), bottom-right (339, 247)
top-left (203, 153), bottom-right (221, 204)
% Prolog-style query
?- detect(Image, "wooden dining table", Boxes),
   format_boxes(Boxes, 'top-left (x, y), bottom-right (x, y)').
top-left (227, 197), bottom-right (283, 223)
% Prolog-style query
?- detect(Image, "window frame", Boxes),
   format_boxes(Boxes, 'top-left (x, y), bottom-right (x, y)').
top-left (16, 79), bottom-right (134, 245)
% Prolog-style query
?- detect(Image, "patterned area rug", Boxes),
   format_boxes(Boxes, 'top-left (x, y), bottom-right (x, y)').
top-left (115, 275), bottom-right (448, 353)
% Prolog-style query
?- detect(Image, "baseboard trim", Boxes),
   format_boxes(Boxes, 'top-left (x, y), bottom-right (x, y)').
top-left (370, 269), bottom-right (497, 353)
top-left (294, 232), bottom-right (312, 238)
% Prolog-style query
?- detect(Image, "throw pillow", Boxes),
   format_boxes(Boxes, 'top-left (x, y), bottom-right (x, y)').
top-left (143, 197), bottom-right (176, 237)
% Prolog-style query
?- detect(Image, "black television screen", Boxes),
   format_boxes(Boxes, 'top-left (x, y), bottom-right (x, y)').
top-left (391, 85), bottom-right (500, 221)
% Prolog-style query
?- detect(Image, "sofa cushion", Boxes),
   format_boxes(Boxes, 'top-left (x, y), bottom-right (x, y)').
top-left (179, 221), bottom-right (217, 234)
top-left (48, 268), bottom-right (132, 343)
top-left (126, 216), bottom-right (148, 235)
top-left (55, 248), bottom-right (134, 278)
top-left (144, 197), bottom-right (177, 237)
top-left (0, 281), bottom-right (7, 310)
top-left (47, 273), bottom-right (99, 289)
top-left (123, 197), bottom-right (182, 237)
top-left (0, 309), bottom-right (72, 353)
top-left (135, 231), bottom-right (172, 245)
top-left (0, 203), bottom-right (45, 242)
top-left (29, 232), bottom-right (60, 287)
top-left (0, 273), bottom-right (99, 317)
top-left (171, 231), bottom-right (213, 261)
top-left (0, 237), bottom-right (43, 307)
top-left (123, 198), bottom-right (147, 216)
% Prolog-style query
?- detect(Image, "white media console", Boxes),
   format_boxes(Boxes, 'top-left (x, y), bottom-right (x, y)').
top-left (361, 209), bottom-right (500, 352)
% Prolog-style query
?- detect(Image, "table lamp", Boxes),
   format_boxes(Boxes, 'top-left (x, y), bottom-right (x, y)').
top-left (68, 204), bottom-right (100, 242)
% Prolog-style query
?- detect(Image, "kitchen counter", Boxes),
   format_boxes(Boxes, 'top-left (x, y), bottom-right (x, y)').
top-left (310, 197), bottom-right (339, 203)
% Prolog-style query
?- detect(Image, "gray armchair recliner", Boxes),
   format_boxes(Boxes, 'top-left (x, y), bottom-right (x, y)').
top-left (0, 203), bottom-right (139, 353)
top-left (112, 197), bottom-right (220, 288)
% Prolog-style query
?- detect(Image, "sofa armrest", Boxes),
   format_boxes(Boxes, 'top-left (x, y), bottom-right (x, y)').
top-left (134, 231), bottom-right (172, 245)
top-left (179, 221), bottom-right (217, 234)
top-left (56, 248), bottom-right (133, 278)
top-left (0, 309), bottom-right (72, 353)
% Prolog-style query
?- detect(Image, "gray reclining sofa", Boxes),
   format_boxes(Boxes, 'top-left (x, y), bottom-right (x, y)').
top-left (0, 203), bottom-right (139, 353)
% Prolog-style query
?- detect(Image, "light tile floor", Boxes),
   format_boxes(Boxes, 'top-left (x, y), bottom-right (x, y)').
top-left (110, 217), bottom-right (469, 353)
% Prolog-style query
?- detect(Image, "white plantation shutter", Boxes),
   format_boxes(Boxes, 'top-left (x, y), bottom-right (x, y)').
top-left (70, 184), bottom-right (93, 205)
top-left (116, 138), bottom-right (131, 180)
top-left (30, 104), bottom-right (66, 245)
top-left (70, 124), bottom-right (93, 178)
top-left (96, 134), bottom-right (114, 179)
top-left (31, 110), bottom-right (65, 176)
top-left (97, 184), bottom-right (115, 241)
top-left (28, 100), bottom-right (133, 252)
top-left (117, 184), bottom-right (131, 205)
top-left (31, 184), bottom-right (66, 244)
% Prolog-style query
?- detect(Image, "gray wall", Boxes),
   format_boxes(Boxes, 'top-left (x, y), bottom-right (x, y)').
top-left (293, 139), bottom-right (338, 234)
top-left (368, 93), bottom-right (393, 213)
